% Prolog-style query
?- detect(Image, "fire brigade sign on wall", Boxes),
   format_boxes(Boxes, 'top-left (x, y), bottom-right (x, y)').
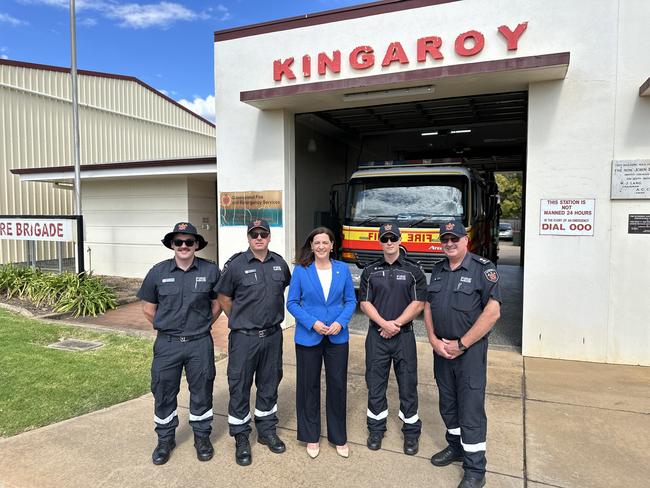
top-left (539, 199), bottom-right (595, 236)
top-left (0, 218), bottom-right (74, 242)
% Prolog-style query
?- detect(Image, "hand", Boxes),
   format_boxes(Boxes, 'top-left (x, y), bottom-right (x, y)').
top-left (441, 338), bottom-right (465, 359)
top-left (380, 320), bottom-right (400, 339)
top-left (430, 336), bottom-right (453, 359)
top-left (326, 322), bottom-right (342, 335)
top-left (313, 320), bottom-right (328, 335)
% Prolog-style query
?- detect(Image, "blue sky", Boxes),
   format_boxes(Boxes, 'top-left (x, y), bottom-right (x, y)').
top-left (0, 0), bottom-right (364, 121)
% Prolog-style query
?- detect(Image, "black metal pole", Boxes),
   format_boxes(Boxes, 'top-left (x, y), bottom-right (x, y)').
top-left (76, 215), bottom-right (84, 274)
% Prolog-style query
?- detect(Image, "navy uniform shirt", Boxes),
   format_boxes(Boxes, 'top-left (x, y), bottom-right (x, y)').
top-left (427, 252), bottom-right (502, 340)
top-left (359, 255), bottom-right (428, 329)
top-left (137, 257), bottom-right (220, 336)
top-left (215, 249), bottom-right (291, 330)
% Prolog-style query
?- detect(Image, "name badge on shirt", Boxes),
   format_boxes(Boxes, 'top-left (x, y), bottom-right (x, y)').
top-left (460, 276), bottom-right (472, 283)
top-left (195, 277), bottom-right (207, 282)
top-left (396, 274), bottom-right (406, 281)
top-left (162, 278), bottom-right (175, 283)
top-left (244, 269), bottom-right (256, 274)
top-left (273, 266), bottom-right (282, 271)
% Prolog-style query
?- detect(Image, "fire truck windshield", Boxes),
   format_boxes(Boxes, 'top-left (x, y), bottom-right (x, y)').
top-left (346, 176), bottom-right (467, 226)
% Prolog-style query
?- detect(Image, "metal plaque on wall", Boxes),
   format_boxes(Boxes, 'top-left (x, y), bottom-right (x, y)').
top-left (628, 214), bottom-right (650, 234)
top-left (611, 159), bottom-right (650, 199)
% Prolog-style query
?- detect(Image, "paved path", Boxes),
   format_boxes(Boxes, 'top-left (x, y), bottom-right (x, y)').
top-left (1, 328), bottom-right (649, 488)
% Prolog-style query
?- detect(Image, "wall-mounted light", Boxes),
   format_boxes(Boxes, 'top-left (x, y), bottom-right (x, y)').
top-left (54, 181), bottom-right (74, 189)
top-left (307, 137), bottom-right (317, 152)
top-left (307, 114), bottom-right (318, 152)
top-left (343, 85), bottom-right (435, 102)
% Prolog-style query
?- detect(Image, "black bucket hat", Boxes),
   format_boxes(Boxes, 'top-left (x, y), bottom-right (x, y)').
top-left (162, 222), bottom-right (207, 250)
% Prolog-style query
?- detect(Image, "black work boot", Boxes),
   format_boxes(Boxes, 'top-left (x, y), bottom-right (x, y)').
top-left (457, 476), bottom-right (486, 488)
top-left (152, 439), bottom-right (176, 465)
top-left (431, 445), bottom-right (463, 466)
top-left (234, 433), bottom-right (252, 466)
top-left (367, 432), bottom-right (383, 451)
top-left (257, 432), bottom-right (286, 453)
top-left (403, 437), bottom-right (419, 456)
top-left (194, 434), bottom-right (214, 461)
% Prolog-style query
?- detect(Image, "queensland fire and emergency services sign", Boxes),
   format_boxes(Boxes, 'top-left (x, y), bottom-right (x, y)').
top-left (0, 218), bottom-right (74, 242)
top-left (539, 199), bottom-right (595, 236)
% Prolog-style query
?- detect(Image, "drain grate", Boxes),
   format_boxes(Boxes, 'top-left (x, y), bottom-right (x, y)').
top-left (48, 339), bottom-right (104, 352)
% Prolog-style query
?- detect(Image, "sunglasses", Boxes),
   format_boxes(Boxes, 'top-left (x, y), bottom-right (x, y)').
top-left (380, 235), bottom-right (399, 243)
top-left (249, 231), bottom-right (269, 239)
top-left (173, 238), bottom-right (196, 247)
top-left (440, 236), bottom-right (461, 244)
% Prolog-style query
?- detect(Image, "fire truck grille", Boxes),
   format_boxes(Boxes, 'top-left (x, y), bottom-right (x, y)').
top-left (354, 250), bottom-right (445, 272)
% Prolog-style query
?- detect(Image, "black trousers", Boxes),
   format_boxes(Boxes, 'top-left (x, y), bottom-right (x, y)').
top-left (150, 334), bottom-right (215, 442)
top-left (227, 328), bottom-right (283, 437)
top-left (365, 326), bottom-right (421, 438)
top-left (295, 337), bottom-right (349, 445)
top-left (434, 338), bottom-right (488, 477)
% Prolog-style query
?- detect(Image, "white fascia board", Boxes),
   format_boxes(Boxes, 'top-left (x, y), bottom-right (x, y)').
top-left (18, 163), bottom-right (218, 183)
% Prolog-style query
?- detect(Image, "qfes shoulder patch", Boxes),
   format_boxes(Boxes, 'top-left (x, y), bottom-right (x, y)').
top-left (484, 268), bottom-right (499, 283)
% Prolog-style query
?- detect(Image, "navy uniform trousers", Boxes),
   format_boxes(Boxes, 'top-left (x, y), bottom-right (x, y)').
top-left (151, 334), bottom-right (215, 441)
top-left (226, 327), bottom-right (283, 437)
top-left (365, 326), bottom-right (421, 438)
top-left (434, 338), bottom-right (488, 477)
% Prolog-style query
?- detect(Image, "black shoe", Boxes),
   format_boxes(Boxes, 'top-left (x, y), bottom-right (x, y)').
top-left (234, 433), bottom-right (252, 466)
top-left (431, 445), bottom-right (463, 466)
top-left (194, 435), bottom-right (214, 462)
top-left (257, 432), bottom-right (286, 454)
top-left (367, 432), bottom-right (383, 451)
top-left (403, 437), bottom-right (419, 456)
top-left (457, 476), bottom-right (486, 488)
top-left (152, 439), bottom-right (176, 465)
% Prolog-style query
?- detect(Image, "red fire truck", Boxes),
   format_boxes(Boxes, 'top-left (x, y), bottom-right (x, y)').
top-left (332, 160), bottom-right (499, 287)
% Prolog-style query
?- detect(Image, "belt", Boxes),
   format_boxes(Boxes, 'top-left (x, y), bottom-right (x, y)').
top-left (158, 331), bottom-right (211, 343)
top-left (233, 325), bottom-right (281, 338)
top-left (374, 324), bottom-right (413, 334)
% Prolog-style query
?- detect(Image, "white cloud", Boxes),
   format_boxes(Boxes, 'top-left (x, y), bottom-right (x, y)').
top-left (79, 17), bottom-right (98, 27)
top-left (106, 2), bottom-right (200, 29)
top-left (24, 1), bottom-right (208, 29)
top-left (208, 4), bottom-right (231, 22)
top-left (179, 95), bottom-right (215, 123)
top-left (0, 12), bottom-right (29, 26)
top-left (1, 46), bottom-right (9, 59)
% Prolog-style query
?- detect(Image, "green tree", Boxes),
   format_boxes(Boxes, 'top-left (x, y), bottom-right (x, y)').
top-left (496, 172), bottom-right (522, 219)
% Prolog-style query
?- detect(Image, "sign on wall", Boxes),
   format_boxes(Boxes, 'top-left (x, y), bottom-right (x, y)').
top-left (628, 214), bottom-right (650, 234)
top-left (611, 159), bottom-right (650, 199)
top-left (0, 218), bottom-right (74, 242)
top-left (220, 191), bottom-right (283, 227)
top-left (539, 199), bottom-right (595, 236)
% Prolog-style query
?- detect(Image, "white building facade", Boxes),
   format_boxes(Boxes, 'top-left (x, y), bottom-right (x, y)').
top-left (213, 0), bottom-right (650, 365)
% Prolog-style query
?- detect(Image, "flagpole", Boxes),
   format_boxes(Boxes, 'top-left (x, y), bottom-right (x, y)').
top-left (69, 0), bottom-right (83, 273)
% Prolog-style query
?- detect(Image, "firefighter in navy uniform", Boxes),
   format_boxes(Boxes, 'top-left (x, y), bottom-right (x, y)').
top-left (215, 219), bottom-right (291, 466)
top-left (424, 220), bottom-right (501, 488)
top-left (359, 222), bottom-right (427, 456)
top-left (137, 222), bottom-right (222, 465)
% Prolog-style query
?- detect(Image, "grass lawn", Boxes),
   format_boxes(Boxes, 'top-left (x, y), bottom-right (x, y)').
top-left (0, 308), bottom-right (153, 438)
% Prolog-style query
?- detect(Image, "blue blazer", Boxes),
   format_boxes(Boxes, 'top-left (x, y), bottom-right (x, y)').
top-left (287, 260), bottom-right (357, 346)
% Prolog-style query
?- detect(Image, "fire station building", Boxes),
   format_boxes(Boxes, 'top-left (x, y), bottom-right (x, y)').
top-left (213, 0), bottom-right (650, 365)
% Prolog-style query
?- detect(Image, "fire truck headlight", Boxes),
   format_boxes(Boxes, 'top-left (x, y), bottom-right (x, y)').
top-left (341, 250), bottom-right (357, 261)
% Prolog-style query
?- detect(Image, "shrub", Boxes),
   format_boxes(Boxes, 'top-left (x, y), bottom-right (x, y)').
top-left (0, 265), bottom-right (117, 317)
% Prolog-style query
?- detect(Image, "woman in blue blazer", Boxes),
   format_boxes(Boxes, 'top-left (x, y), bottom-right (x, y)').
top-left (287, 226), bottom-right (356, 459)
